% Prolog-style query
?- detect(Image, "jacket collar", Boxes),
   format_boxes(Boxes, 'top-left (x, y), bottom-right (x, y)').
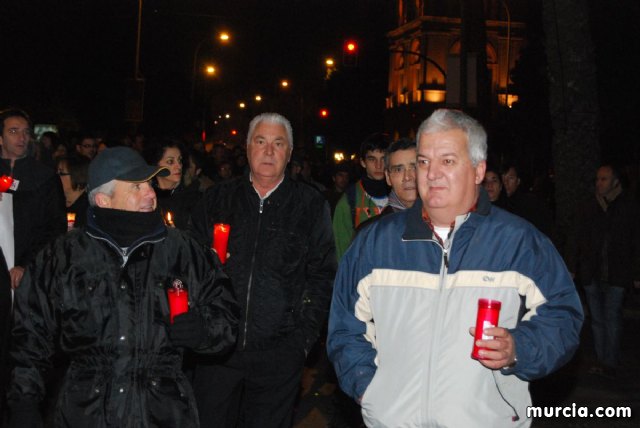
top-left (85, 206), bottom-right (167, 255)
top-left (403, 186), bottom-right (491, 240)
top-left (243, 170), bottom-right (292, 202)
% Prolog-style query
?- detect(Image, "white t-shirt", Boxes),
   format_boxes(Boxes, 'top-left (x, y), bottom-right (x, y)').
top-left (0, 192), bottom-right (15, 270)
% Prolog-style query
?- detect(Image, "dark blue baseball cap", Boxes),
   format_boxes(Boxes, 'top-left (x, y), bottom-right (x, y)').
top-left (88, 146), bottom-right (169, 192)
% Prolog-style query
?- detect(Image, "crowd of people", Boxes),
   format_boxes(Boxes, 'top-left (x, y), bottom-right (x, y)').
top-left (0, 105), bottom-right (636, 428)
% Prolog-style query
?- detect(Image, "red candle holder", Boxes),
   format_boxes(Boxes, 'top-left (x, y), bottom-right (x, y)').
top-left (471, 298), bottom-right (501, 360)
top-left (0, 175), bottom-right (13, 193)
top-left (167, 279), bottom-right (189, 324)
top-left (213, 223), bottom-right (231, 264)
top-left (67, 212), bottom-right (76, 231)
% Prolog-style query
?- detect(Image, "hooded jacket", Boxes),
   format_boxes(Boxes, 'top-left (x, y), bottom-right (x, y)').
top-left (328, 190), bottom-right (583, 427)
top-left (8, 209), bottom-right (238, 427)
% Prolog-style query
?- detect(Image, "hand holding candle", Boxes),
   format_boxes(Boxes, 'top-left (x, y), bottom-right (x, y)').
top-left (0, 175), bottom-right (13, 193)
top-left (167, 279), bottom-right (189, 323)
top-left (213, 223), bottom-right (231, 264)
top-left (471, 298), bottom-right (501, 360)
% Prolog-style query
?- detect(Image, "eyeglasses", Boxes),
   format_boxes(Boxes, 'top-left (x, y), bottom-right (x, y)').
top-left (388, 164), bottom-right (417, 175)
top-left (7, 128), bottom-right (32, 137)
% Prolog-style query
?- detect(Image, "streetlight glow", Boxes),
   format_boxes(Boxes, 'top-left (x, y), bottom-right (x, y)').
top-left (280, 79), bottom-right (289, 88)
top-left (205, 65), bottom-right (216, 75)
top-left (219, 32), bottom-right (230, 43)
top-left (255, 95), bottom-right (262, 102)
top-left (239, 102), bottom-right (246, 109)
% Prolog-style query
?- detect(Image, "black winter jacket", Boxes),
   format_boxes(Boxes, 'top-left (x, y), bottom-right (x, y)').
top-left (8, 212), bottom-right (238, 427)
top-left (191, 174), bottom-right (337, 352)
top-left (0, 156), bottom-right (67, 268)
top-left (567, 191), bottom-right (640, 288)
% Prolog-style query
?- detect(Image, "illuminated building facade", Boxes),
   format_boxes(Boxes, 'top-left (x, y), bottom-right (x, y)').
top-left (386, 0), bottom-right (528, 137)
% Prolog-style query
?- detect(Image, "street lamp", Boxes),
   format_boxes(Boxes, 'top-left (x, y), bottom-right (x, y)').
top-left (191, 32), bottom-right (230, 101)
top-left (325, 57), bottom-right (336, 79)
top-left (500, 0), bottom-right (512, 107)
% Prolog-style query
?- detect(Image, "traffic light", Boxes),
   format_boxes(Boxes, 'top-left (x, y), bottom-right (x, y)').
top-left (319, 108), bottom-right (329, 119)
top-left (343, 39), bottom-right (358, 67)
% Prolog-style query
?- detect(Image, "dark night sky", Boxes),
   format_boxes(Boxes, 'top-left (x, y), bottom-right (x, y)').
top-left (0, 0), bottom-right (394, 147)
top-left (2, 1), bottom-right (639, 162)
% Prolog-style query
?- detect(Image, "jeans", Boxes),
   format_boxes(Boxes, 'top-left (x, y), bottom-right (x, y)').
top-left (584, 282), bottom-right (625, 368)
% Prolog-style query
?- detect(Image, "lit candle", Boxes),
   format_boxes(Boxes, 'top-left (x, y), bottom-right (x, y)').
top-left (165, 211), bottom-right (175, 227)
top-left (66, 212), bottom-right (76, 231)
top-left (167, 279), bottom-right (189, 323)
top-left (213, 223), bottom-right (231, 264)
top-left (0, 175), bottom-right (13, 193)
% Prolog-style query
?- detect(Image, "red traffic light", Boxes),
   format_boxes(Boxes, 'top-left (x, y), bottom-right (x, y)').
top-left (319, 108), bottom-right (329, 118)
top-left (345, 41), bottom-right (357, 53)
top-left (343, 39), bottom-right (359, 66)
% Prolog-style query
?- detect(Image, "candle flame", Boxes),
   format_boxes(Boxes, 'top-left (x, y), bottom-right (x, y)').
top-left (67, 213), bottom-right (76, 222)
top-left (166, 212), bottom-right (173, 224)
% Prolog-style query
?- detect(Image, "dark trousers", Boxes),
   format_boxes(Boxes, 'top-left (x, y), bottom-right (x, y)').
top-left (584, 282), bottom-right (625, 368)
top-left (192, 341), bottom-right (305, 428)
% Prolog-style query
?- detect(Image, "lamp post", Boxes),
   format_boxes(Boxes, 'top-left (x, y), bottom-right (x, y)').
top-left (500, 0), bottom-right (512, 107)
top-left (191, 32), bottom-right (230, 102)
top-left (134, 0), bottom-right (143, 79)
top-left (125, 0), bottom-right (145, 124)
top-left (389, 49), bottom-right (446, 100)
top-left (278, 79), bottom-right (305, 148)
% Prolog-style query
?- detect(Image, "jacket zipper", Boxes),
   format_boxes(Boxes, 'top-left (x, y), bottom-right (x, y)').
top-left (86, 232), bottom-right (164, 267)
top-left (424, 230), bottom-right (454, 424)
top-left (242, 198), bottom-right (264, 349)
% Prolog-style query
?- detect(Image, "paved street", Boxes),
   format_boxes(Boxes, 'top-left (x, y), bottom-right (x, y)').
top-left (293, 294), bottom-right (640, 427)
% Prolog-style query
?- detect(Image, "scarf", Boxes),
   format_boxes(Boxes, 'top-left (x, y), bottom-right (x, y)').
top-left (361, 175), bottom-right (389, 198)
top-left (92, 207), bottom-right (165, 247)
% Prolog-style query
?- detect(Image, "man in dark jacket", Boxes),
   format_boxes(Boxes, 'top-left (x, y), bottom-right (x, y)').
top-left (567, 164), bottom-right (640, 378)
top-left (8, 147), bottom-right (238, 427)
top-left (501, 163), bottom-right (554, 241)
top-left (0, 108), bottom-right (67, 290)
top-left (190, 112), bottom-right (337, 428)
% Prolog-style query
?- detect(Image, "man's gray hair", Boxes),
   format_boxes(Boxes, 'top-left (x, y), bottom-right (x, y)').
top-left (416, 109), bottom-right (487, 166)
top-left (88, 180), bottom-right (117, 207)
top-left (246, 113), bottom-right (293, 149)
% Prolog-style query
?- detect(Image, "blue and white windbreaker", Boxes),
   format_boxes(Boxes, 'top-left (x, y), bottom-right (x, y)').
top-left (327, 191), bottom-right (583, 428)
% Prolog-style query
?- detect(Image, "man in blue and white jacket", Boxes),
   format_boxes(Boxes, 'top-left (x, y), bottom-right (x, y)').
top-left (327, 109), bottom-right (583, 427)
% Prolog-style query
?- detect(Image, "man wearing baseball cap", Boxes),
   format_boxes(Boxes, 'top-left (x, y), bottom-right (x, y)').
top-left (7, 147), bottom-right (238, 427)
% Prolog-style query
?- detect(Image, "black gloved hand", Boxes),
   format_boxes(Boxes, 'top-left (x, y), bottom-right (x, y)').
top-left (169, 310), bottom-right (208, 350)
top-left (9, 401), bottom-right (43, 428)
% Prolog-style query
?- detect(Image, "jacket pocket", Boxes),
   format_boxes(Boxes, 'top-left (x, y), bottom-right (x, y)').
top-left (492, 370), bottom-right (531, 423)
top-left (56, 373), bottom-right (109, 427)
top-left (146, 375), bottom-right (198, 427)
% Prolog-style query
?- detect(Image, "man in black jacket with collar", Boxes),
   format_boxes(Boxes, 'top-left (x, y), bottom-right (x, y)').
top-left (0, 108), bottom-right (66, 290)
top-left (191, 112), bottom-right (337, 428)
top-left (8, 147), bottom-right (238, 427)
